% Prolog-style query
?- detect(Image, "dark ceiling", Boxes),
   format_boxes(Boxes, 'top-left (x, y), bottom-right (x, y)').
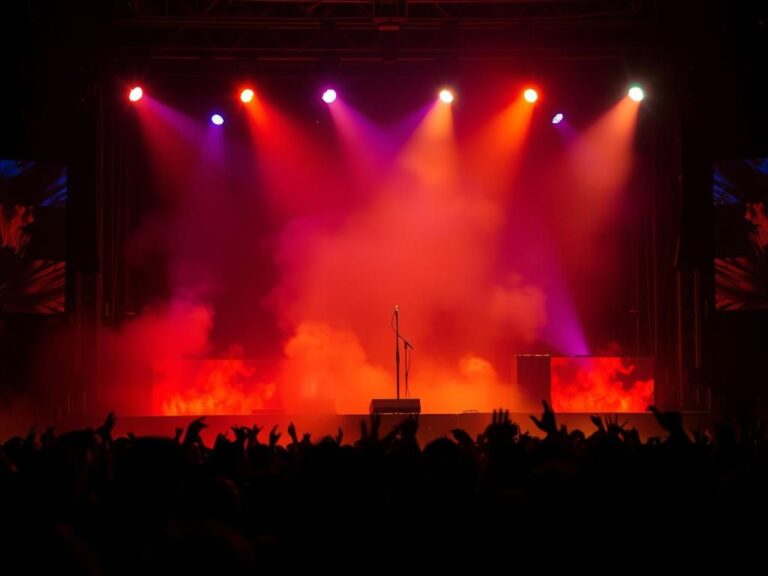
top-left (1, 0), bottom-right (766, 158)
top-left (110, 0), bottom-right (659, 61)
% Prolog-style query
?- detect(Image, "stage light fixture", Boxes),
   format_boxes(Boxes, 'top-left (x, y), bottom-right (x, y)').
top-left (628, 85), bottom-right (645, 102)
top-left (322, 89), bottom-right (337, 104)
top-left (552, 113), bottom-right (564, 124)
top-left (523, 88), bottom-right (538, 103)
top-left (439, 89), bottom-right (454, 104)
top-left (240, 88), bottom-right (255, 103)
top-left (128, 86), bottom-right (143, 102)
top-left (211, 113), bottom-right (224, 126)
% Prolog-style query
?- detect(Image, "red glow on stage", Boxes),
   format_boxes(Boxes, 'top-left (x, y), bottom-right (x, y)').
top-left (154, 357), bottom-right (277, 416)
top-left (278, 322), bottom-right (391, 414)
top-left (551, 356), bottom-right (654, 413)
top-left (413, 353), bottom-right (525, 414)
top-left (94, 301), bottom-right (216, 416)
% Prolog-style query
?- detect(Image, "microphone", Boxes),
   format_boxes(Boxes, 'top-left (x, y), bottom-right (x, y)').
top-left (402, 337), bottom-right (414, 350)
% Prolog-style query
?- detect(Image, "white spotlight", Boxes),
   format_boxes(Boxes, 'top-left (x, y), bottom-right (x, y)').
top-left (240, 88), bottom-right (255, 103)
top-left (628, 86), bottom-right (645, 102)
top-left (322, 89), bottom-right (337, 104)
top-left (128, 86), bottom-right (143, 102)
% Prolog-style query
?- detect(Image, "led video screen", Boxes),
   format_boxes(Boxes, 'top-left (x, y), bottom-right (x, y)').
top-left (713, 158), bottom-right (768, 311)
top-left (0, 160), bottom-right (66, 313)
top-left (551, 356), bottom-right (654, 413)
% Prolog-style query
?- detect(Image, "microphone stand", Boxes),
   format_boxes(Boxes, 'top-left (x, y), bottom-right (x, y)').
top-left (395, 305), bottom-right (400, 400)
top-left (394, 305), bottom-right (414, 400)
top-left (403, 340), bottom-right (411, 399)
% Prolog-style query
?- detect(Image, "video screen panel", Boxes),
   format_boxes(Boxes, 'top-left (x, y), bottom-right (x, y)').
top-left (0, 159), bottom-right (66, 314)
top-left (713, 158), bottom-right (768, 311)
top-left (551, 356), bottom-right (654, 413)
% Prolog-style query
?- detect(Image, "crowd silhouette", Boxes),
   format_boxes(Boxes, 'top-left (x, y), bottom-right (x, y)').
top-left (1, 403), bottom-right (766, 573)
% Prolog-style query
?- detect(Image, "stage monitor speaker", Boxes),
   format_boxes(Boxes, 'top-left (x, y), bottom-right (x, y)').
top-left (513, 354), bottom-right (551, 411)
top-left (369, 399), bottom-right (421, 414)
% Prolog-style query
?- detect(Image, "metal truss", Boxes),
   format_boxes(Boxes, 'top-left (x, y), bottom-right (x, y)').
top-left (112, 0), bottom-right (657, 61)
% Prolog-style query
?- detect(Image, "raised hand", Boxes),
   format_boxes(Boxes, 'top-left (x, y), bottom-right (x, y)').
top-left (183, 416), bottom-right (208, 446)
top-left (451, 427), bottom-right (475, 449)
top-left (231, 426), bottom-right (248, 447)
top-left (358, 412), bottom-right (382, 446)
top-left (399, 415), bottom-right (419, 440)
top-left (590, 415), bottom-right (606, 433)
top-left (269, 424), bottom-right (281, 448)
top-left (247, 424), bottom-right (263, 445)
top-left (287, 422), bottom-right (299, 445)
top-left (98, 412), bottom-right (117, 442)
top-left (648, 405), bottom-right (688, 442)
top-left (620, 426), bottom-right (641, 445)
top-left (493, 408), bottom-right (510, 426)
top-left (530, 400), bottom-right (558, 436)
top-left (370, 412), bottom-right (381, 441)
top-left (335, 426), bottom-right (344, 445)
top-left (484, 408), bottom-right (520, 446)
top-left (605, 414), bottom-right (628, 436)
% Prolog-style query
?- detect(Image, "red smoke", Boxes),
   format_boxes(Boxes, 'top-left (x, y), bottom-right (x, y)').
top-left (97, 300), bottom-right (214, 415)
top-left (263, 97), bottom-right (551, 412)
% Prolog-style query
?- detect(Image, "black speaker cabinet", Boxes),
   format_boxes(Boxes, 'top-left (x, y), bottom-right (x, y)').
top-left (369, 399), bottom-right (421, 414)
top-left (513, 354), bottom-right (551, 411)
